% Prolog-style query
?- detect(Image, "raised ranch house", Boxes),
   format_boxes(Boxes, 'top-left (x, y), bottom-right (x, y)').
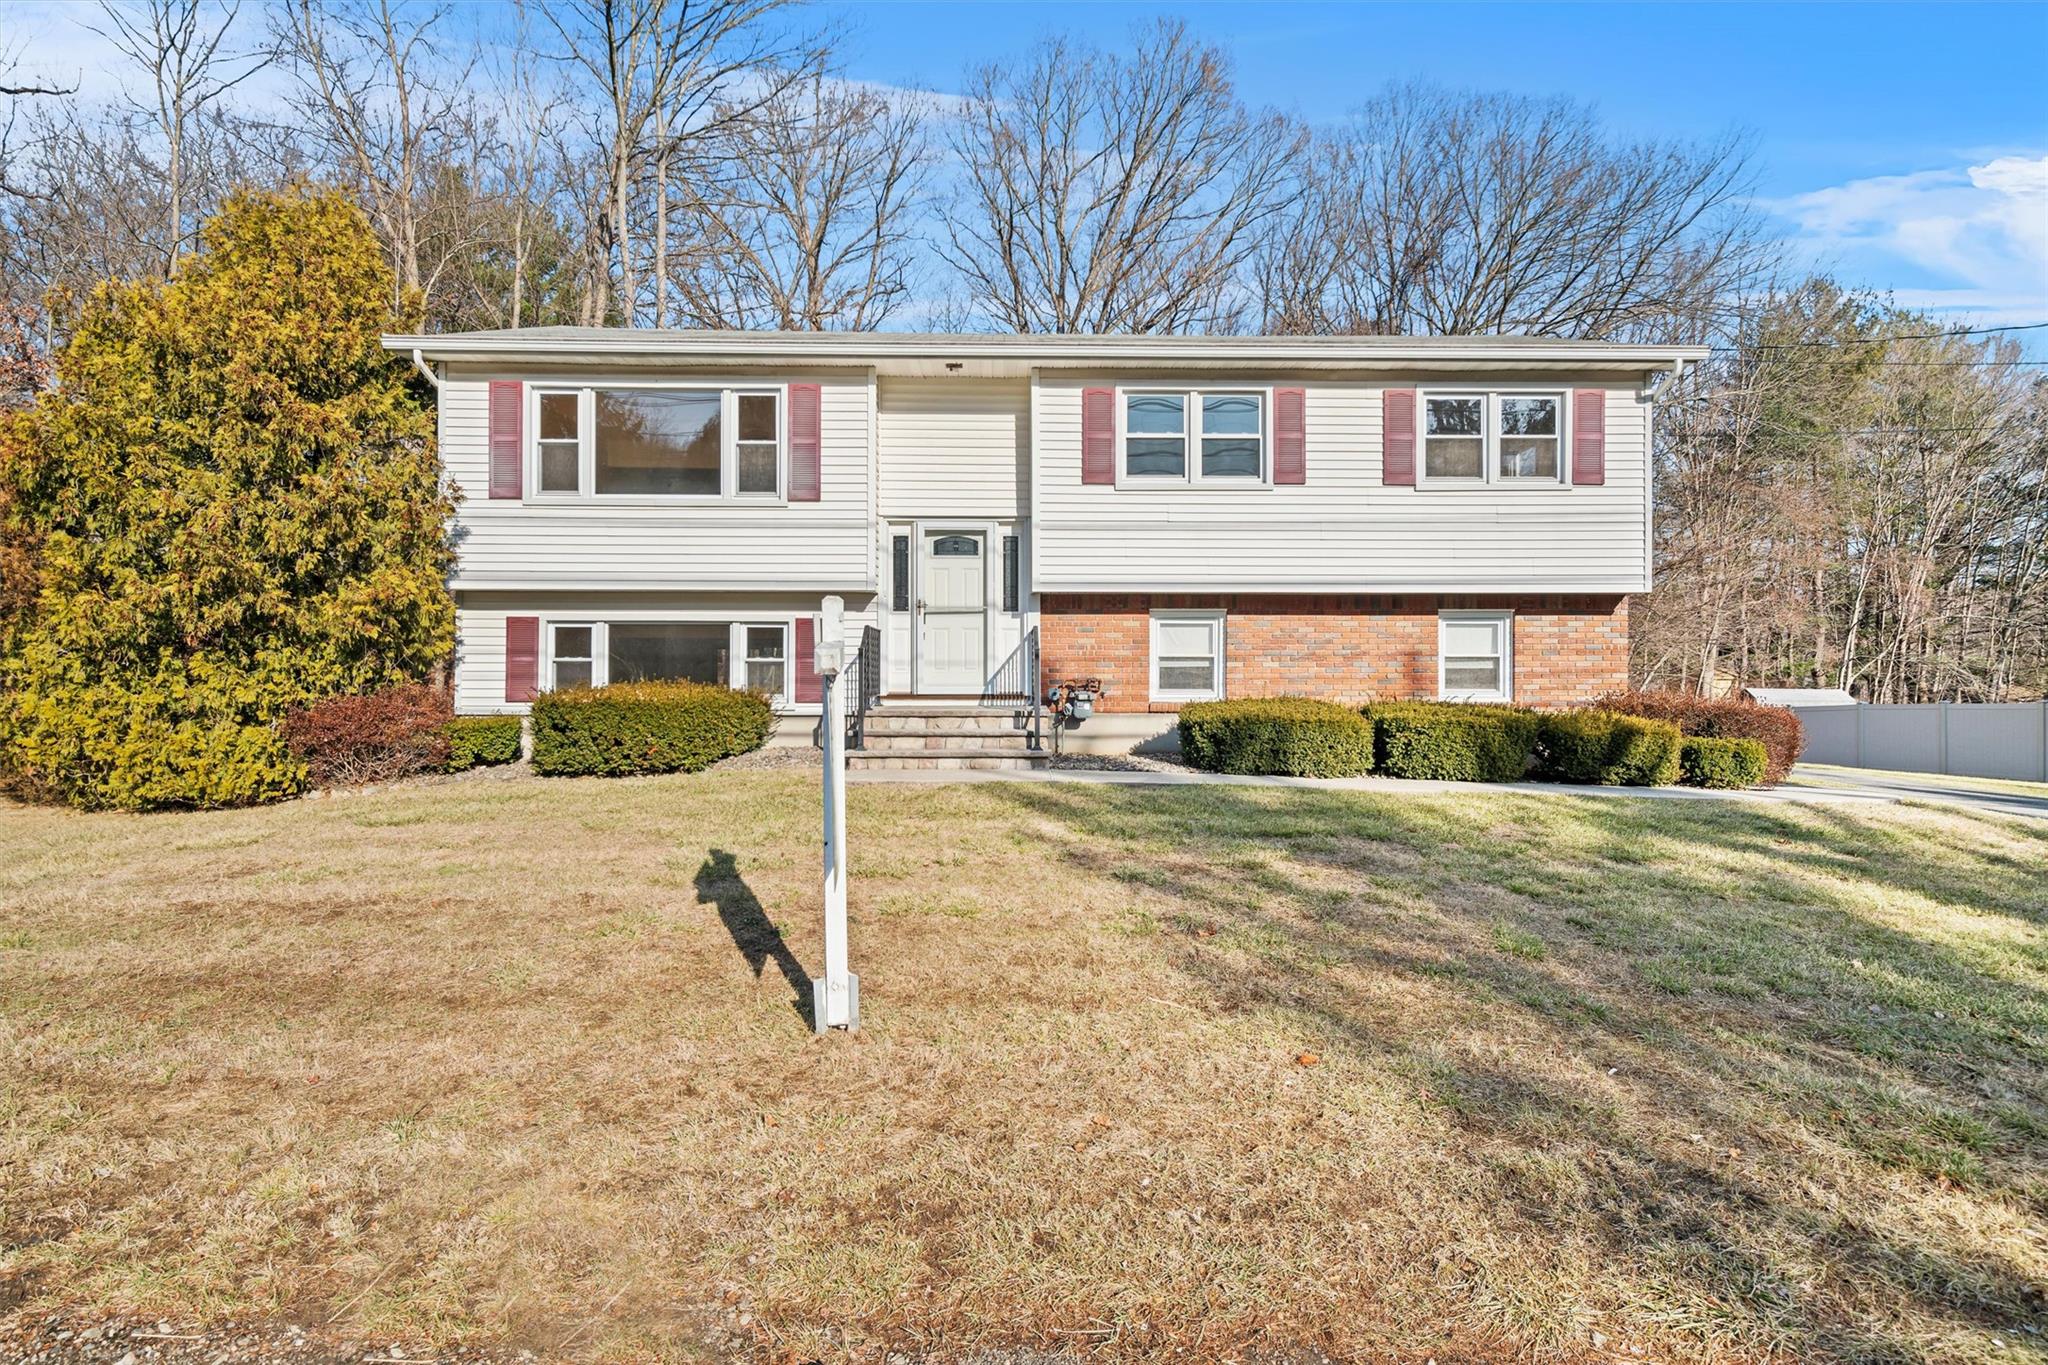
top-left (386, 329), bottom-right (1707, 761)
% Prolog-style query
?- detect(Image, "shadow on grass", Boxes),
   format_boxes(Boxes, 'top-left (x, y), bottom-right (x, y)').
top-left (993, 781), bottom-right (2048, 1357)
top-left (696, 848), bottom-right (814, 1029)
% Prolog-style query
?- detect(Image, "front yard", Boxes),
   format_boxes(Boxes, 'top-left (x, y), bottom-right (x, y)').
top-left (3, 773), bottom-right (2044, 1362)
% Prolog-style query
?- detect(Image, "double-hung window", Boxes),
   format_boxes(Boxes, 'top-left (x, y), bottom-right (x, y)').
top-left (1421, 391), bottom-right (1567, 486)
top-left (535, 391), bottom-right (582, 493)
top-left (548, 623), bottom-right (595, 689)
top-left (1438, 611), bottom-right (1513, 702)
top-left (529, 386), bottom-right (784, 500)
top-left (1121, 389), bottom-right (1267, 484)
top-left (1151, 611), bottom-right (1225, 702)
top-left (545, 620), bottom-right (793, 701)
top-left (742, 625), bottom-right (786, 695)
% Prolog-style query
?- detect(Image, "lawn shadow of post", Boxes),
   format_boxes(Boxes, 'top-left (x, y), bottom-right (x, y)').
top-left (695, 848), bottom-right (815, 1030)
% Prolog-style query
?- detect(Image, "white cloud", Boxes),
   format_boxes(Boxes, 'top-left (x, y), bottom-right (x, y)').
top-left (1768, 154), bottom-right (2048, 326)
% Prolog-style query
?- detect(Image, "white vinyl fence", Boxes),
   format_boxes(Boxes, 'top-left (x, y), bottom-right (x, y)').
top-left (1791, 701), bottom-right (2048, 782)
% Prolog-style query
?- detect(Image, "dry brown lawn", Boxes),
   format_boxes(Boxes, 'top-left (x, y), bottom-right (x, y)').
top-left (2, 772), bottom-right (2045, 1363)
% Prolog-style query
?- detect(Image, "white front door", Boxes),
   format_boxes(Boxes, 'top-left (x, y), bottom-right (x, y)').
top-left (919, 530), bottom-right (987, 692)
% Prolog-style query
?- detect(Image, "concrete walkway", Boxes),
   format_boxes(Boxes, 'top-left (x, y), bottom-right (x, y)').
top-left (849, 761), bottom-right (2048, 821)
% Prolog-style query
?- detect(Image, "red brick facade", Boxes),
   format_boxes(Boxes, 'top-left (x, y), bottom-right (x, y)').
top-left (1038, 593), bottom-right (1629, 713)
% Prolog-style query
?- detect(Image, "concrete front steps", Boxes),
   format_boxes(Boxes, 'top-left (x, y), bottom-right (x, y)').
top-left (848, 702), bottom-right (1049, 770)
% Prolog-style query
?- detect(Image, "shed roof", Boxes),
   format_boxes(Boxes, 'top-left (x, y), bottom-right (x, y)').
top-left (1744, 688), bottom-right (1859, 708)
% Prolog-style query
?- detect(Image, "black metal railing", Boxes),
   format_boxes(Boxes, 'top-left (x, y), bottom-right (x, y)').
top-left (981, 627), bottom-right (1043, 751)
top-left (847, 624), bottom-right (881, 751)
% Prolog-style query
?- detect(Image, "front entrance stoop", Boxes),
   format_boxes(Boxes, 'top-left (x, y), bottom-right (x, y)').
top-left (850, 702), bottom-right (1048, 771)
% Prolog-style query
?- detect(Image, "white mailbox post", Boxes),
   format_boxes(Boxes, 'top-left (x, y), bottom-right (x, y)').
top-left (811, 596), bottom-right (858, 1032)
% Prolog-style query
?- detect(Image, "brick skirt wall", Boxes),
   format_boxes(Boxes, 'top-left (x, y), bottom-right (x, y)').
top-left (1038, 593), bottom-right (1629, 713)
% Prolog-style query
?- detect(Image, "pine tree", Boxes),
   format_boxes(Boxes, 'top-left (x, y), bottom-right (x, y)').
top-left (0, 185), bottom-right (455, 809)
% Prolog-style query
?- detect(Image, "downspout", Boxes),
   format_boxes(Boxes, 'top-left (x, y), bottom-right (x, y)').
top-left (410, 347), bottom-right (441, 390)
top-left (1643, 356), bottom-right (1688, 404)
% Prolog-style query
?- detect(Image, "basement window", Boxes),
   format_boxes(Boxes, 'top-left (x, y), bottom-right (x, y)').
top-left (1151, 611), bottom-right (1225, 703)
top-left (1438, 611), bottom-right (1513, 702)
top-left (546, 620), bottom-right (791, 700)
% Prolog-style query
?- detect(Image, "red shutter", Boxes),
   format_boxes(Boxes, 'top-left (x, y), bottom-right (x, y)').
top-left (1274, 387), bottom-right (1306, 484)
top-left (1081, 387), bottom-right (1114, 484)
top-left (792, 615), bottom-right (821, 704)
top-left (488, 381), bottom-right (523, 499)
top-left (1382, 388), bottom-right (1416, 486)
top-left (1572, 389), bottom-right (1606, 486)
top-left (505, 615), bottom-right (539, 703)
top-left (788, 383), bottom-right (821, 501)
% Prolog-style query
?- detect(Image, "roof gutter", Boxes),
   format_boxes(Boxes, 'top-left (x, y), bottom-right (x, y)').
top-left (409, 346), bottom-right (441, 390)
top-left (384, 333), bottom-right (1714, 369)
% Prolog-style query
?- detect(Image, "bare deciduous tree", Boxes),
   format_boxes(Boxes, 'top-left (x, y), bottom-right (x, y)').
top-left (1260, 85), bottom-right (1770, 342)
top-left (0, 44), bottom-right (76, 202)
top-left (540, 0), bottom-right (816, 325)
top-left (274, 0), bottom-right (484, 312)
top-left (666, 73), bottom-right (928, 330)
top-left (91, 0), bottom-right (267, 273)
top-left (1639, 281), bottom-right (2048, 702)
top-left (944, 20), bottom-right (1304, 335)
top-left (490, 12), bottom-right (573, 329)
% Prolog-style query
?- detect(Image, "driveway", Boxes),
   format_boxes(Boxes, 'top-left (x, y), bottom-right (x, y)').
top-left (1784, 765), bottom-right (2048, 822)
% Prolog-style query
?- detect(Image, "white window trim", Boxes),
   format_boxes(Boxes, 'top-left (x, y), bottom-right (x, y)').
top-left (1416, 387), bottom-right (1571, 489)
top-left (543, 615), bottom-right (794, 704)
top-left (1150, 609), bottom-right (1226, 703)
top-left (1116, 385), bottom-right (1273, 488)
top-left (546, 619), bottom-right (597, 689)
top-left (530, 387), bottom-right (586, 500)
top-left (1437, 609), bottom-right (1514, 703)
top-left (525, 381), bottom-right (789, 506)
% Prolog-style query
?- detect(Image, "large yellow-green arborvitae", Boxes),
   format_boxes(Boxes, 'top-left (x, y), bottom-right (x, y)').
top-left (0, 187), bottom-right (455, 810)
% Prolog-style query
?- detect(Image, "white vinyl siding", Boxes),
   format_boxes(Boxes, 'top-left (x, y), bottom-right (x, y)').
top-left (876, 376), bottom-right (1029, 519)
top-left (438, 365), bottom-right (872, 591)
top-left (1034, 376), bottom-right (1650, 593)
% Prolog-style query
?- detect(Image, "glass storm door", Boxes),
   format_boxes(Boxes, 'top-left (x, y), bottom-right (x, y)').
top-left (919, 531), bottom-right (987, 692)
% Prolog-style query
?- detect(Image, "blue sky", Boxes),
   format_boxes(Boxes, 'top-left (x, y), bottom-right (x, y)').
top-left (11, 0), bottom-right (2046, 327)
top-left (817, 0), bottom-right (2048, 326)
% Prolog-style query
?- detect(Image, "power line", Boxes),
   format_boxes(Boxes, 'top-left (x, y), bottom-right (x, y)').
top-left (1707, 320), bottom-right (2048, 352)
top-left (1763, 425), bottom-right (2019, 437)
top-left (1700, 356), bottom-right (2048, 369)
top-left (1670, 417), bottom-right (2030, 436)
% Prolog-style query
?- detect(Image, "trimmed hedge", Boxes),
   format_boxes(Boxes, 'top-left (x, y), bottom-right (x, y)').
top-left (530, 681), bottom-right (773, 777)
top-left (280, 684), bottom-right (452, 788)
top-left (1597, 690), bottom-right (1802, 784)
top-left (445, 715), bottom-right (523, 771)
top-left (1535, 710), bottom-right (1682, 786)
top-left (1363, 701), bottom-right (1539, 782)
top-left (1178, 698), bottom-right (1375, 777)
top-left (1679, 736), bottom-right (1768, 789)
